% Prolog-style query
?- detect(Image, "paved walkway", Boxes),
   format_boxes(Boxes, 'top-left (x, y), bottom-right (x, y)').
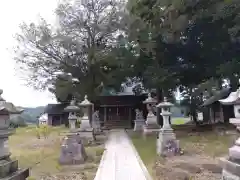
top-left (94, 129), bottom-right (152, 180)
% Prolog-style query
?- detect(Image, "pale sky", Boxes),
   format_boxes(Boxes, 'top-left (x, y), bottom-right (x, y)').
top-left (0, 0), bottom-right (59, 107)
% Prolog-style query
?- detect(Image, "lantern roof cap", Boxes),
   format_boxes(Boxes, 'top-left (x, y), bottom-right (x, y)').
top-left (143, 93), bottom-right (157, 104)
top-left (64, 98), bottom-right (80, 112)
top-left (79, 95), bottom-right (92, 106)
top-left (156, 97), bottom-right (174, 108)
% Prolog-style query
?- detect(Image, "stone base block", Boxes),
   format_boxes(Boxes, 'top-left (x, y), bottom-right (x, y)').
top-left (2, 168), bottom-right (29, 180)
top-left (222, 169), bottom-right (240, 180)
top-left (157, 129), bottom-right (179, 156)
top-left (145, 116), bottom-right (159, 127)
top-left (0, 158), bottom-right (29, 180)
top-left (80, 118), bottom-right (91, 131)
top-left (143, 126), bottom-right (160, 137)
top-left (229, 145), bottom-right (240, 160)
top-left (134, 120), bottom-right (145, 131)
top-left (0, 159), bottom-right (18, 178)
top-left (219, 157), bottom-right (240, 178)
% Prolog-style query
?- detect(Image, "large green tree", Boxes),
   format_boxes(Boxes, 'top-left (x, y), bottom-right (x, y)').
top-left (126, 0), bottom-right (240, 123)
top-left (15, 0), bottom-right (128, 102)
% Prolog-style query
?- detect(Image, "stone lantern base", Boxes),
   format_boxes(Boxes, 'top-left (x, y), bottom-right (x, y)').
top-left (0, 129), bottom-right (29, 179)
top-left (69, 119), bottom-right (76, 131)
top-left (219, 157), bottom-right (240, 179)
top-left (157, 128), bottom-right (180, 156)
top-left (80, 116), bottom-right (92, 131)
top-left (134, 119), bottom-right (145, 131)
top-left (0, 158), bottom-right (29, 179)
top-left (143, 114), bottom-right (160, 136)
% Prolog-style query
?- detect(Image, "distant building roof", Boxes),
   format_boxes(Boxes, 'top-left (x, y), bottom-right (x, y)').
top-left (201, 88), bottom-right (231, 107)
top-left (45, 103), bottom-right (67, 114)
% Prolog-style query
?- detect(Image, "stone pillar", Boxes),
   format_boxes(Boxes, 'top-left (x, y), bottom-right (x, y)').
top-left (156, 97), bottom-right (180, 156)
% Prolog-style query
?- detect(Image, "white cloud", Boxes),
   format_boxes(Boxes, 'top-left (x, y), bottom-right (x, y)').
top-left (0, 0), bottom-right (59, 107)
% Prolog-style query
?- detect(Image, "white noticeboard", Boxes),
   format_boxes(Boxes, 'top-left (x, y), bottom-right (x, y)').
top-left (197, 112), bottom-right (203, 121)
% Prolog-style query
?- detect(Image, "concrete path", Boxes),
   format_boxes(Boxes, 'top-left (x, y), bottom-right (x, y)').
top-left (94, 129), bottom-right (152, 180)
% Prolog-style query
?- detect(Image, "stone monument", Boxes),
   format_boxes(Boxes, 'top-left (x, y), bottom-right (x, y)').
top-left (219, 86), bottom-right (240, 179)
top-left (142, 93), bottom-right (160, 135)
top-left (156, 97), bottom-right (180, 156)
top-left (59, 135), bottom-right (87, 165)
top-left (0, 89), bottom-right (29, 179)
top-left (64, 98), bottom-right (80, 131)
top-left (134, 109), bottom-right (145, 131)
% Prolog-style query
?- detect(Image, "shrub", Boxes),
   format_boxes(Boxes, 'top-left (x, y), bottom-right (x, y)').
top-left (35, 125), bottom-right (51, 139)
top-left (76, 118), bottom-right (81, 128)
top-left (10, 116), bottom-right (27, 128)
top-left (35, 127), bottom-right (41, 139)
top-left (40, 125), bottom-right (51, 139)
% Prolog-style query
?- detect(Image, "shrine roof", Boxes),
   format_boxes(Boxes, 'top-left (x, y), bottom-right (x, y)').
top-left (45, 103), bottom-right (68, 115)
top-left (201, 88), bottom-right (230, 107)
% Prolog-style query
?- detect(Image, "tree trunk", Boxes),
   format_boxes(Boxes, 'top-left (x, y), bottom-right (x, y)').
top-left (189, 87), bottom-right (198, 126)
top-left (156, 88), bottom-right (164, 126)
top-left (229, 76), bottom-right (238, 90)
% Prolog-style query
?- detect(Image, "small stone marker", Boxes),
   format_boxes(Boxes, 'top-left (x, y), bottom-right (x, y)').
top-left (0, 89), bottom-right (29, 179)
top-left (134, 109), bottom-right (145, 131)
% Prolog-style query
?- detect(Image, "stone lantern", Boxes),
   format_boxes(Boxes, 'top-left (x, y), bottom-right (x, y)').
top-left (219, 87), bottom-right (240, 179)
top-left (79, 95), bottom-right (93, 131)
top-left (156, 97), bottom-right (180, 156)
top-left (64, 98), bottom-right (80, 131)
top-left (142, 93), bottom-right (159, 135)
top-left (0, 89), bottom-right (29, 179)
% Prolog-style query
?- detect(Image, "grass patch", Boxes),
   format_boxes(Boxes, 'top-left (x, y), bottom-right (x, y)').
top-left (171, 117), bottom-right (190, 125)
top-left (9, 125), bottom-right (105, 180)
top-left (129, 130), bottom-right (237, 179)
top-left (179, 132), bottom-right (236, 157)
top-left (130, 132), bottom-right (157, 177)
